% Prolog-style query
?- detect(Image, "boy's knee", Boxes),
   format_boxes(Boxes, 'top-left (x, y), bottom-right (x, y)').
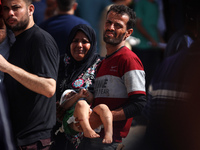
top-left (94, 104), bottom-right (109, 112)
top-left (76, 100), bottom-right (89, 108)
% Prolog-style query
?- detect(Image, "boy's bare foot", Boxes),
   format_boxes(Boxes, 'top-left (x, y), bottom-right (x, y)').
top-left (83, 129), bottom-right (100, 138)
top-left (102, 133), bottom-right (112, 144)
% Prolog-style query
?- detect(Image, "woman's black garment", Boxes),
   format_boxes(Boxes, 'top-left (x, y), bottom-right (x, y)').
top-left (52, 24), bottom-right (102, 150)
top-left (56, 24), bottom-right (102, 100)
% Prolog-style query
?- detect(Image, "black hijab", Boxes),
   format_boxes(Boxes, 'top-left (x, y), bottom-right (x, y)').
top-left (57, 24), bottom-right (100, 99)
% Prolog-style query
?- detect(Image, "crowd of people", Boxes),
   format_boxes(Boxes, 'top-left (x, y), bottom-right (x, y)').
top-left (0, 0), bottom-right (200, 150)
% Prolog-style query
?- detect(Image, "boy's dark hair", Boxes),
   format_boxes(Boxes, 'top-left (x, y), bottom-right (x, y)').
top-left (57, 0), bottom-right (75, 12)
top-left (107, 4), bottom-right (136, 30)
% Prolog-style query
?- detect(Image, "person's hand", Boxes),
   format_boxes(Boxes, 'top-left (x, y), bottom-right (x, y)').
top-left (56, 101), bottom-right (66, 122)
top-left (72, 111), bottom-right (102, 132)
top-left (71, 121), bottom-right (83, 132)
top-left (0, 54), bottom-right (10, 73)
top-left (77, 88), bottom-right (88, 98)
top-left (149, 39), bottom-right (158, 47)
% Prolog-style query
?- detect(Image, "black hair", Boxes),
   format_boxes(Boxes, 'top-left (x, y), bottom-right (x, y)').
top-left (57, 0), bottom-right (75, 12)
top-left (2, 0), bottom-right (32, 5)
top-left (183, 1), bottom-right (200, 39)
top-left (107, 4), bottom-right (136, 30)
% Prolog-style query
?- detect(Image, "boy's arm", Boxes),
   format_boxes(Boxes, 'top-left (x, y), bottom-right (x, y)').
top-left (61, 88), bottom-right (92, 110)
top-left (56, 93), bottom-right (81, 122)
top-left (78, 88), bottom-right (94, 104)
top-left (61, 93), bottom-right (81, 110)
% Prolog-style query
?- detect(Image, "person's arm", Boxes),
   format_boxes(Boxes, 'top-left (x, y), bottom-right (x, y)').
top-left (123, 94), bottom-right (146, 118)
top-left (0, 55), bottom-right (56, 98)
top-left (136, 19), bottom-right (158, 47)
top-left (57, 88), bottom-right (91, 121)
top-left (61, 92), bottom-right (82, 110)
top-left (86, 95), bottom-right (147, 131)
top-left (110, 94), bottom-right (146, 121)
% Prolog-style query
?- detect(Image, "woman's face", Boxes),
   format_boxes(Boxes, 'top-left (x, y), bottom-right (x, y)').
top-left (70, 30), bottom-right (91, 61)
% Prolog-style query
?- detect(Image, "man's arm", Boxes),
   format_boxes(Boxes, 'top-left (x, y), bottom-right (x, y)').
top-left (111, 108), bottom-right (126, 121)
top-left (0, 55), bottom-right (56, 98)
top-left (111, 94), bottom-right (146, 121)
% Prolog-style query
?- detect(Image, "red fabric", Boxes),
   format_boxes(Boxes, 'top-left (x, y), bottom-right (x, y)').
top-left (94, 46), bottom-right (146, 142)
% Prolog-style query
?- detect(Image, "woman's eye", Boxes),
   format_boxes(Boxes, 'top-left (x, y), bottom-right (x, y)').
top-left (82, 40), bottom-right (89, 44)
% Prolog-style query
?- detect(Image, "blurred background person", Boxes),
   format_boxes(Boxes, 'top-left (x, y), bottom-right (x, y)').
top-left (75, 0), bottom-right (112, 53)
top-left (40, 0), bottom-right (90, 56)
top-left (164, 0), bottom-right (198, 58)
top-left (44, 0), bottom-right (57, 20)
top-left (32, 0), bottom-right (46, 25)
top-left (0, 0), bottom-right (15, 83)
top-left (141, 1), bottom-right (200, 150)
top-left (156, 0), bottom-right (166, 39)
top-left (132, 0), bottom-right (166, 93)
top-left (0, 1), bottom-right (15, 150)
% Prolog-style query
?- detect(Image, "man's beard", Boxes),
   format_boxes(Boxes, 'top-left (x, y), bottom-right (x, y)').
top-left (5, 16), bottom-right (29, 32)
top-left (103, 30), bottom-right (126, 45)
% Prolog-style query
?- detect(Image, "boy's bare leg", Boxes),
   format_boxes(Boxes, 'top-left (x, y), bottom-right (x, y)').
top-left (74, 100), bottom-right (100, 138)
top-left (93, 104), bottom-right (113, 143)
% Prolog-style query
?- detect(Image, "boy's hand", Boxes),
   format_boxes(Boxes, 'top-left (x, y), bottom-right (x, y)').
top-left (78, 88), bottom-right (89, 98)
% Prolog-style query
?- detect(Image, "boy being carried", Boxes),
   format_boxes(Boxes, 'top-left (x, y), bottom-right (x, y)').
top-left (57, 88), bottom-right (113, 144)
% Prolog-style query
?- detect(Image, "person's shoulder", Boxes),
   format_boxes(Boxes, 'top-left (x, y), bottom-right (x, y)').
top-left (135, 0), bottom-right (146, 5)
top-left (33, 25), bottom-right (52, 38)
top-left (118, 46), bottom-right (138, 58)
top-left (39, 15), bottom-right (59, 28)
top-left (31, 25), bottom-right (57, 45)
top-left (117, 47), bottom-right (143, 65)
top-left (70, 15), bottom-right (90, 25)
top-left (40, 15), bottom-right (90, 28)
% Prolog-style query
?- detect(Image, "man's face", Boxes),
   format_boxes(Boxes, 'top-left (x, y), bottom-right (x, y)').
top-left (45, 0), bottom-right (57, 19)
top-left (103, 11), bottom-right (129, 45)
top-left (1, 0), bottom-right (29, 32)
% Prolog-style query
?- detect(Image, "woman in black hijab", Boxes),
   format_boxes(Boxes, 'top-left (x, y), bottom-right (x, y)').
top-left (56, 24), bottom-right (101, 100)
top-left (53, 24), bottom-right (102, 150)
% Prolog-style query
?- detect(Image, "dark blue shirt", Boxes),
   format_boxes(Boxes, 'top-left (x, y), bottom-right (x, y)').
top-left (39, 14), bottom-right (90, 55)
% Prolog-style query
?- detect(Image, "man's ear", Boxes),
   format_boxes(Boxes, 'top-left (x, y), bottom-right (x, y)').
top-left (124, 28), bottom-right (133, 40)
top-left (28, 4), bottom-right (35, 16)
top-left (73, 2), bottom-right (78, 11)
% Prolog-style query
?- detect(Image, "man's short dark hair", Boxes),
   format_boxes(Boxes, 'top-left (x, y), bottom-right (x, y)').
top-left (57, 0), bottom-right (75, 12)
top-left (24, 0), bottom-right (32, 5)
top-left (107, 4), bottom-right (136, 30)
top-left (2, 0), bottom-right (32, 5)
